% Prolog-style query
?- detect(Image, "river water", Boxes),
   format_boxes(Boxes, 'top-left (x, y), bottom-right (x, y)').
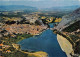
top-left (18, 23), bottom-right (67, 57)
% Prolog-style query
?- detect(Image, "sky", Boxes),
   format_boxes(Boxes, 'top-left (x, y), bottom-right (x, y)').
top-left (0, 0), bottom-right (80, 8)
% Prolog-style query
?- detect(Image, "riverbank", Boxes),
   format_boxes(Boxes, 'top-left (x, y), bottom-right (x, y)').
top-left (57, 34), bottom-right (74, 57)
top-left (2, 33), bottom-right (48, 57)
top-left (54, 21), bottom-right (80, 57)
top-left (53, 29), bottom-right (80, 57)
top-left (18, 29), bottom-right (67, 57)
top-left (0, 23), bottom-right (48, 57)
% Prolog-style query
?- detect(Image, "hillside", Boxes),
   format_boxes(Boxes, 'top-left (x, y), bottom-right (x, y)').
top-left (56, 7), bottom-right (80, 31)
top-left (55, 8), bottom-right (80, 57)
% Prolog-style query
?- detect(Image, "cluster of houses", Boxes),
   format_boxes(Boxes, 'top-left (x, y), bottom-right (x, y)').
top-left (2, 24), bottom-right (47, 36)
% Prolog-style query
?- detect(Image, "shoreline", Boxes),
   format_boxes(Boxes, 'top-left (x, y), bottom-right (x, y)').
top-left (18, 28), bottom-right (67, 57)
top-left (57, 34), bottom-right (74, 57)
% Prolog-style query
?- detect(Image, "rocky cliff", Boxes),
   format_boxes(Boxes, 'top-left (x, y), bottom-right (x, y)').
top-left (56, 8), bottom-right (80, 57)
top-left (56, 7), bottom-right (80, 31)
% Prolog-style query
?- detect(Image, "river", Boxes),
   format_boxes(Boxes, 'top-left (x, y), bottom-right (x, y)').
top-left (18, 23), bottom-right (67, 57)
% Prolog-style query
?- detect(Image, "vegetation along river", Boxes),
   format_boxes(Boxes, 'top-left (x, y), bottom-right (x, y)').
top-left (18, 23), bottom-right (67, 57)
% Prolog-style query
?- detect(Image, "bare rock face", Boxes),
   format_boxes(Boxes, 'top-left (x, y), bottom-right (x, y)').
top-left (56, 7), bottom-right (80, 31)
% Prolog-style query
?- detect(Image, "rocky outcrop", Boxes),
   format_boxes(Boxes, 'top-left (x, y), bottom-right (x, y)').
top-left (57, 34), bottom-right (74, 57)
top-left (56, 7), bottom-right (80, 31)
top-left (55, 8), bottom-right (80, 57)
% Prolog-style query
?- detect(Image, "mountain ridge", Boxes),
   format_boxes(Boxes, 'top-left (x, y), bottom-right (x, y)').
top-left (0, 5), bottom-right (38, 11)
top-left (42, 5), bottom-right (80, 11)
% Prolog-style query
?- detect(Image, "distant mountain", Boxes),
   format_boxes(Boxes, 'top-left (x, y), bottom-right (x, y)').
top-left (43, 5), bottom-right (80, 11)
top-left (0, 5), bottom-right (38, 11)
top-left (56, 7), bottom-right (80, 31)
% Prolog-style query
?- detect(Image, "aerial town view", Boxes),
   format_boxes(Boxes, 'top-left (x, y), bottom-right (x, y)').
top-left (0, 0), bottom-right (80, 57)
